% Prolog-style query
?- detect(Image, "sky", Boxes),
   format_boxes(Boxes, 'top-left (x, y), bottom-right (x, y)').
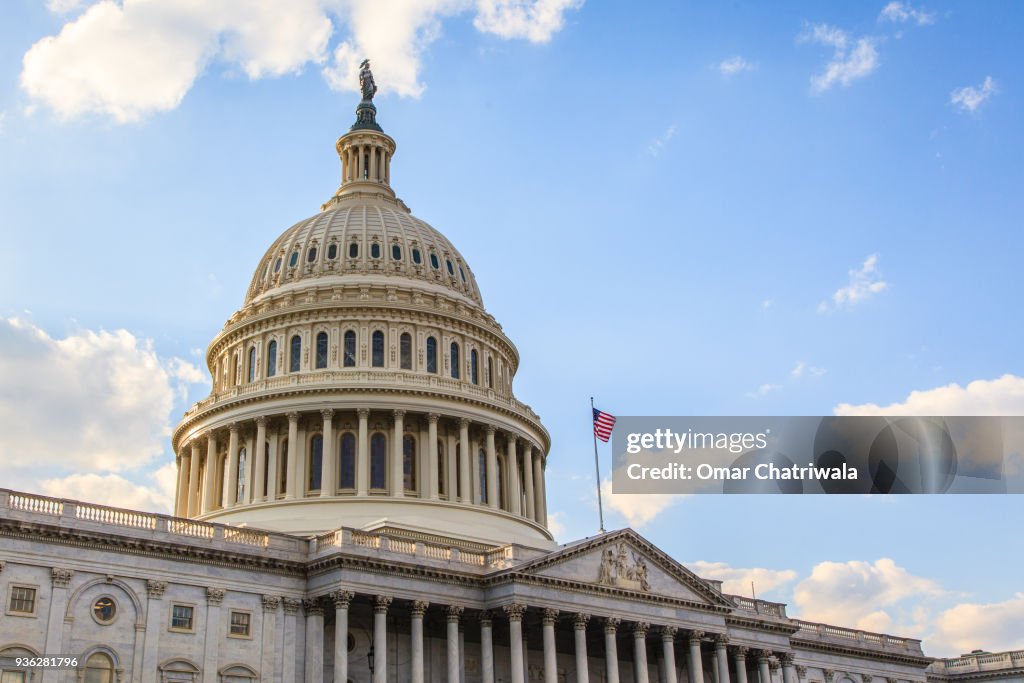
top-left (1, 0), bottom-right (1023, 657)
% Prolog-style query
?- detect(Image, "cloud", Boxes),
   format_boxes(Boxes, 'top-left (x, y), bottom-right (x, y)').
top-left (878, 2), bottom-right (935, 26)
top-left (951, 76), bottom-right (997, 113)
top-left (0, 111), bottom-right (6, 134)
top-left (718, 56), bottom-right (756, 76)
top-left (647, 124), bottom-right (677, 157)
top-left (819, 253), bottom-right (887, 311)
top-left (600, 479), bottom-right (680, 527)
top-left (793, 558), bottom-right (943, 631)
top-left (761, 298), bottom-right (774, 309)
top-left (46, 0), bottom-right (87, 14)
top-left (746, 383), bottom-right (781, 398)
top-left (791, 361), bottom-right (826, 379)
top-left (835, 374), bottom-right (1024, 416)
top-left (929, 594), bottom-right (1024, 654)
top-left (41, 465), bottom-right (177, 513)
top-left (687, 561), bottom-right (798, 598)
top-left (546, 510), bottom-right (567, 540)
top-left (21, 0), bottom-right (584, 121)
top-left (800, 23), bottom-right (879, 93)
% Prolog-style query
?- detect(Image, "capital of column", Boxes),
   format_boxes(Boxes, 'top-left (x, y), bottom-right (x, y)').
top-left (542, 608), bottom-right (559, 626)
top-left (393, 409), bottom-right (406, 418)
top-left (660, 625), bottom-right (678, 641)
top-left (146, 580), bottom-right (167, 599)
top-left (228, 422), bottom-right (239, 434)
top-left (573, 612), bottom-right (591, 629)
top-left (256, 416), bottom-right (268, 427)
top-left (410, 600), bottom-right (430, 618)
top-left (603, 617), bottom-right (620, 633)
top-left (714, 633), bottom-right (730, 646)
top-left (861, 676), bottom-right (872, 683)
top-left (633, 622), bottom-right (650, 638)
top-left (779, 653), bottom-right (795, 666)
top-left (331, 590), bottom-right (355, 609)
top-left (506, 433), bottom-right (518, 446)
top-left (796, 667), bottom-right (808, 679)
top-left (504, 603), bottom-right (526, 621)
top-left (207, 588), bottom-right (226, 605)
top-left (51, 568), bottom-right (74, 588)
top-left (458, 417), bottom-right (470, 428)
top-left (322, 408), bottom-right (335, 421)
top-left (689, 630), bottom-right (706, 644)
top-left (485, 424), bottom-right (496, 435)
top-left (427, 413), bottom-right (440, 425)
top-left (758, 650), bottom-right (774, 662)
top-left (282, 597), bottom-right (302, 613)
top-left (770, 661), bottom-right (781, 673)
top-left (734, 646), bottom-right (749, 660)
top-left (479, 609), bottom-right (494, 626)
top-left (286, 411), bottom-right (300, 423)
top-left (822, 670), bottom-right (834, 683)
top-left (358, 408), bottom-right (371, 419)
top-left (374, 595), bottom-right (393, 613)
top-left (446, 605), bottom-right (464, 622)
top-left (304, 598), bottom-right (325, 617)
top-left (262, 595), bottom-right (281, 612)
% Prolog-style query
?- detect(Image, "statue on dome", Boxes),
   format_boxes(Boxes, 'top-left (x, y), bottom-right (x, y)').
top-left (359, 59), bottom-right (377, 101)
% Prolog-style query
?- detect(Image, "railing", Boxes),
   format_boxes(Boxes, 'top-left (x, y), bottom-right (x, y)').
top-left (76, 502), bottom-right (157, 529)
top-left (730, 595), bottom-right (787, 617)
top-left (307, 526), bottom-right (511, 569)
top-left (930, 651), bottom-right (1024, 674)
top-left (792, 620), bottom-right (923, 654)
top-left (9, 492), bottom-right (64, 515)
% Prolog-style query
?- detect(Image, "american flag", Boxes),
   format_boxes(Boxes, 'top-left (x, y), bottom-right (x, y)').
top-left (593, 408), bottom-right (616, 443)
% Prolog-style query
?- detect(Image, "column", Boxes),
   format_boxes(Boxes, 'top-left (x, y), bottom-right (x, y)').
top-left (780, 654), bottom-right (796, 683)
top-left (480, 611), bottom-right (495, 683)
top-left (757, 651), bottom-right (772, 683)
top-left (175, 454), bottom-right (189, 516)
top-left (373, 596), bottom-right (392, 683)
top-left (688, 631), bottom-right (705, 683)
top-left (661, 627), bottom-right (678, 683)
top-left (357, 409), bottom-right (370, 495)
top-left (533, 451), bottom-right (547, 525)
top-left (40, 569), bottom-right (74, 683)
top-left (392, 410), bottom-right (406, 496)
top-left (505, 604), bottom-right (526, 683)
top-left (542, 609), bottom-right (558, 683)
top-left (447, 605), bottom-right (463, 683)
top-left (332, 591), bottom-right (354, 683)
top-left (201, 433), bottom-right (218, 513)
top-left (262, 596), bottom-right (281, 683)
top-left (522, 443), bottom-right (535, 521)
top-left (633, 623), bottom-right (650, 683)
top-left (770, 661), bottom-right (781, 683)
top-left (369, 143), bottom-right (378, 181)
top-left (485, 426), bottom-right (498, 509)
top-left (139, 580), bottom-right (166, 683)
top-left (204, 589), bottom-right (226, 683)
top-left (224, 423), bottom-right (240, 507)
top-left (733, 647), bottom-right (749, 683)
top-left (573, 613), bottom-right (590, 683)
top-left (715, 635), bottom-right (731, 683)
top-left (604, 618), bottom-right (621, 683)
top-left (241, 429), bottom-right (254, 505)
top-left (321, 410), bottom-right (335, 497)
top-left (282, 598), bottom-right (301, 683)
top-left (427, 414), bottom-right (440, 499)
top-left (254, 417), bottom-right (268, 502)
top-left (305, 599), bottom-right (325, 683)
top-left (459, 419), bottom-right (471, 503)
top-left (411, 601), bottom-right (429, 683)
top-left (286, 412), bottom-right (299, 499)
top-left (507, 436), bottom-right (521, 515)
top-left (267, 427), bottom-right (280, 499)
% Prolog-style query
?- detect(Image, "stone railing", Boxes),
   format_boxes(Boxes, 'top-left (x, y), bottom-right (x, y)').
top-left (0, 489), bottom-right (303, 556)
top-left (929, 650), bottom-right (1024, 674)
top-left (730, 595), bottom-right (788, 618)
top-left (792, 619), bottom-right (925, 654)
top-left (310, 527), bottom-right (513, 570)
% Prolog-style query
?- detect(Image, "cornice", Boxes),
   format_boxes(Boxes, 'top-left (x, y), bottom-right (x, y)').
top-left (724, 615), bottom-right (800, 635)
top-left (790, 638), bottom-right (933, 668)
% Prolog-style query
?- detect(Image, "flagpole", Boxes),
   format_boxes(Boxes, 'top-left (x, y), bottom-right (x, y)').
top-left (591, 396), bottom-right (606, 533)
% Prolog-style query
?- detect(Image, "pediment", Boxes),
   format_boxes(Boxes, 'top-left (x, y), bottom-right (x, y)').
top-left (511, 529), bottom-right (731, 608)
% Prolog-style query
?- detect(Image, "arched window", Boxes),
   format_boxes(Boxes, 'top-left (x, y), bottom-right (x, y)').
top-left (248, 346), bottom-right (256, 383)
top-left (446, 259), bottom-right (455, 276)
top-left (339, 433), bottom-right (356, 489)
top-left (279, 439), bottom-right (288, 495)
top-left (400, 333), bottom-right (412, 370)
top-left (309, 434), bottom-right (323, 492)
top-left (83, 652), bottom-right (115, 683)
top-left (430, 252), bottom-right (440, 269)
top-left (403, 435), bottom-right (417, 492)
top-left (370, 242), bottom-right (381, 259)
top-left (470, 349), bottom-right (479, 385)
top-left (236, 447), bottom-right (247, 501)
top-left (372, 331), bottom-right (384, 367)
top-left (233, 353), bottom-right (240, 385)
top-left (262, 442), bottom-right (270, 498)
top-left (349, 242), bottom-right (359, 258)
top-left (267, 340), bottom-right (277, 377)
top-left (370, 433), bottom-right (387, 490)
top-left (391, 244), bottom-right (402, 260)
top-left (274, 257), bottom-right (282, 273)
top-left (487, 356), bottom-right (494, 388)
top-left (307, 246), bottom-right (317, 263)
top-left (315, 332), bottom-right (328, 369)
top-left (412, 248), bottom-right (422, 265)
top-left (327, 243), bottom-right (338, 260)
top-left (437, 439), bottom-right (447, 497)
top-left (344, 330), bottom-right (356, 367)
top-left (290, 335), bottom-right (301, 373)
top-left (218, 453), bottom-right (228, 507)
top-left (497, 454), bottom-right (507, 511)
top-left (478, 449), bottom-right (488, 504)
top-left (426, 336), bottom-right (438, 374)
top-left (450, 342), bottom-right (460, 379)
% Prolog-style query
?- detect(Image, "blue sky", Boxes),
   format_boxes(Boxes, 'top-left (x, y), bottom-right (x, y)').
top-left (1, 0), bottom-right (1022, 654)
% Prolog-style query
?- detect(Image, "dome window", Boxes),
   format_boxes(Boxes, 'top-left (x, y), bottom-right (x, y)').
top-left (349, 242), bottom-right (359, 258)
top-left (370, 433), bottom-right (387, 490)
top-left (412, 248), bottom-right (422, 265)
top-left (290, 335), bottom-right (301, 373)
top-left (315, 332), bottom-right (328, 369)
top-left (266, 340), bottom-right (277, 377)
top-left (274, 257), bottom-right (282, 273)
top-left (327, 243), bottom-right (338, 260)
top-left (370, 243), bottom-right (382, 259)
top-left (459, 265), bottom-right (467, 283)
top-left (289, 251), bottom-right (299, 268)
top-left (391, 244), bottom-right (402, 261)
top-left (307, 247), bottom-right (317, 263)
top-left (430, 252), bottom-right (440, 269)
top-left (426, 336), bottom-right (438, 374)
top-left (400, 333), bottom-right (412, 370)
top-left (343, 330), bottom-right (356, 367)
top-left (446, 259), bottom-right (455, 276)
top-left (248, 346), bottom-right (256, 383)
top-left (450, 342), bottom-right (460, 379)
top-left (372, 330), bottom-right (385, 367)
top-left (403, 435), bottom-right (417, 492)
top-left (309, 434), bottom-right (323, 491)
top-left (340, 433), bottom-right (356, 489)
top-left (470, 349), bottom-right (479, 385)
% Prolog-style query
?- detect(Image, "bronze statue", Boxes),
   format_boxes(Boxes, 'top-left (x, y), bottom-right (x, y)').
top-left (359, 59), bottom-right (377, 101)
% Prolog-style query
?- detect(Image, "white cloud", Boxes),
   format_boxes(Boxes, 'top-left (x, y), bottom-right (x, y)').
top-left (22, 0), bottom-right (584, 121)
top-left (800, 23), bottom-right (879, 93)
top-left (819, 253), bottom-right (887, 311)
top-left (647, 124), bottom-right (677, 157)
top-left (746, 383), bottom-right (781, 398)
top-left (929, 594), bottom-right (1024, 654)
top-left (718, 56), bottom-right (756, 76)
top-left (835, 374), bottom-right (1024, 416)
top-left (687, 561), bottom-right (798, 598)
top-left (41, 467), bottom-right (176, 513)
top-left (546, 510), bottom-right (567, 540)
top-left (761, 298), bottom-right (774, 309)
top-left (0, 111), bottom-right (6, 134)
top-left (879, 2), bottom-right (935, 26)
top-left (793, 558), bottom-right (943, 631)
top-left (600, 479), bottom-right (680, 527)
top-left (46, 0), bottom-right (87, 14)
top-left (951, 76), bottom-right (997, 113)
top-left (791, 361), bottom-right (826, 379)
top-left (0, 317), bottom-right (200, 473)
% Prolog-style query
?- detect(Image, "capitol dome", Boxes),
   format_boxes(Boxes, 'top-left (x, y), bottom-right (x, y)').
top-left (170, 95), bottom-right (552, 548)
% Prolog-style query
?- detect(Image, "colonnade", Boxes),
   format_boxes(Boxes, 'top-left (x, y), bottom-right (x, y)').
top-left (341, 139), bottom-right (391, 185)
top-left (173, 408), bottom-right (548, 526)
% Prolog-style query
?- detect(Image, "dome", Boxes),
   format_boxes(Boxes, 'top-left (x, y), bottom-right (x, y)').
top-left (245, 198), bottom-right (484, 309)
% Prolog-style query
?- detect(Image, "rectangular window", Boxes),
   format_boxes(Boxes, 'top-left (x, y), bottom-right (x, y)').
top-left (229, 611), bottom-right (251, 637)
top-left (171, 604), bottom-right (194, 631)
top-left (2, 672), bottom-right (28, 683)
top-left (7, 586), bottom-right (36, 614)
